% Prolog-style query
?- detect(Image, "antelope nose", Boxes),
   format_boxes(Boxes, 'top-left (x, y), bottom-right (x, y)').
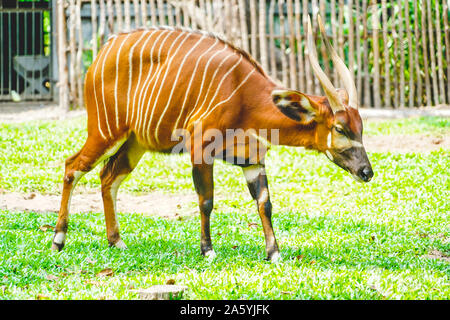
top-left (358, 166), bottom-right (373, 182)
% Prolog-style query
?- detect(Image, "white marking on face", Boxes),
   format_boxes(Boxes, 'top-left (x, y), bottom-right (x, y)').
top-left (351, 140), bottom-right (363, 148)
top-left (325, 150), bottom-right (333, 161)
top-left (53, 232), bottom-right (66, 245)
top-left (243, 165), bottom-right (264, 183)
top-left (327, 132), bottom-right (332, 148)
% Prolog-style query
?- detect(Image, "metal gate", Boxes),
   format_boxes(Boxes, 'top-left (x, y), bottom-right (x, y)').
top-left (0, 0), bottom-right (53, 102)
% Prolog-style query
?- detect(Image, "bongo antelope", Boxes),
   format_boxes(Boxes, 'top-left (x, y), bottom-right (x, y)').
top-left (52, 15), bottom-right (373, 262)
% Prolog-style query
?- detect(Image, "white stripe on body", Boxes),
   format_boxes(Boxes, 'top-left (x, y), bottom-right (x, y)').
top-left (199, 69), bottom-right (256, 122)
top-left (153, 34), bottom-right (208, 144)
top-left (182, 44), bottom-right (230, 129)
top-left (92, 40), bottom-right (115, 140)
top-left (134, 30), bottom-right (176, 139)
top-left (188, 54), bottom-right (243, 124)
top-left (100, 36), bottom-right (119, 139)
top-left (143, 32), bottom-right (193, 145)
top-left (129, 30), bottom-right (167, 127)
top-left (125, 31), bottom-right (149, 124)
top-left (114, 33), bottom-right (132, 129)
top-left (171, 38), bottom-right (220, 136)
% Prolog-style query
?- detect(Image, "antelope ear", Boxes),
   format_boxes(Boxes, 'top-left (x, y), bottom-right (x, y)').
top-left (271, 89), bottom-right (318, 123)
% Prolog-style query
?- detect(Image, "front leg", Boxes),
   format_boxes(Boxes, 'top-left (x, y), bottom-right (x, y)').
top-left (192, 163), bottom-right (216, 258)
top-left (242, 164), bottom-right (280, 262)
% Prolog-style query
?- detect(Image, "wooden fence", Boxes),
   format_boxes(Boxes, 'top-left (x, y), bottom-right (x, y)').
top-left (56, 0), bottom-right (450, 110)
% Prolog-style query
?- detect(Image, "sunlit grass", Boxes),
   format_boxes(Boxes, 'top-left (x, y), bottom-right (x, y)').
top-left (0, 116), bottom-right (448, 299)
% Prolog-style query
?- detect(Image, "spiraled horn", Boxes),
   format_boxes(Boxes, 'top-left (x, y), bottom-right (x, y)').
top-left (306, 15), bottom-right (344, 113)
top-left (317, 14), bottom-right (358, 109)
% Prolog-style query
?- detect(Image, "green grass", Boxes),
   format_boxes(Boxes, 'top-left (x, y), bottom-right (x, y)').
top-left (0, 116), bottom-right (449, 299)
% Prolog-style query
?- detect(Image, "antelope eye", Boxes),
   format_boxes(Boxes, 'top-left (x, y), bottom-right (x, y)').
top-left (334, 126), bottom-right (345, 135)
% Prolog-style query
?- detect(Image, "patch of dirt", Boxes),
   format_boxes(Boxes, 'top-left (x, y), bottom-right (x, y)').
top-left (0, 191), bottom-right (199, 219)
top-left (364, 134), bottom-right (450, 153)
top-left (0, 103), bottom-right (85, 123)
top-left (424, 249), bottom-right (450, 263)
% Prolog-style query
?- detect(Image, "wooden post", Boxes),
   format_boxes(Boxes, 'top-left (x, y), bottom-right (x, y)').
top-left (278, 0), bottom-right (288, 87)
top-left (287, 0), bottom-right (297, 89)
top-left (434, 0), bottom-right (446, 105)
top-left (98, 0), bottom-right (106, 46)
top-left (426, 0), bottom-right (439, 105)
top-left (123, 0), bottom-right (131, 31)
top-left (371, 0), bottom-right (381, 108)
top-left (167, 1), bottom-right (174, 27)
top-left (141, 0), bottom-right (147, 27)
top-left (268, 0), bottom-right (277, 80)
top-left (381, 0), bottom-right (390, 107)
top-left (399, 0), bottom-right (406, 107)
top-left (149, 0), bottom-right (157, 26)
top-left (106, 0), bottom-right (114, 34)
top-left (238, 0), bottom-right (249, 52)
top-left (355, 0), bottom-right (362, 103)
top-left (69, 0), bottom-right (77, 106)
top-left (133, 0), bottom-right (141, 27)
top-left (362, 0), bottom-right (370, 107)
top-left (421, 0), bottom-right (431, 105)
top-left (347, 0), bottom-right (354, 81)
top-left (57, 0), bottom-right (69, 112)
top-left (259, 0), bottom-right (269, 73)
top-left (157, 0), bottom-right (164, 25)
top-left (443, 0), bottom-right (450, 103)
top-left (331, 0), bottom-right (338, 85)
top-left (76, 0), bottom-right (83, 108)
top-left (404, 0), bottom-right (415, 107)
top-left (303, 0), bottom-right (313, 93)
top-left (115, 0), bottom-right (124, 31)
top-left (294, 0), bottom-right (304, 91)
top-left (413, 0), bottom-right (422, 107)
top-left (249, 0), bottom-right (258, 59)
top-left (337, 0), bottom-right (345, 89)
top-left (91, 0), bottom-right (98, 59)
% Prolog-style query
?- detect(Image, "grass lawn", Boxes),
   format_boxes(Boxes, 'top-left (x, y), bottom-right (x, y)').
top-left (0, 116), bottom-right (449, 299)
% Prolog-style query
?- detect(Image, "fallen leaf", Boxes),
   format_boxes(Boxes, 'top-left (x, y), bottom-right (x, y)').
top-left (166, 279), bottom-right (176, 285)
top-left (295, 255), bottom-right (304, 261)
top-left (281, 291), bottom-right (294, 295)
top-left (248, 222), bottom-right (258, 228)
top-left (97, 268), bottom-right (114, 277)
top-left (25, 193), bottom-right (36, 200)
top-left (309, 260), bottom-right (316, 265)
top-left (35, 294), bottom-right (50, 300)
top-left (39, 224), bottom-right (55, 232)
top-left (232, 245), bottom-right (238, 249)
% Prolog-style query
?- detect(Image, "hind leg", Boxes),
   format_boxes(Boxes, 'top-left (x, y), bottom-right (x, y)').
top-left (99, 134), bottom-right (146, 249)
top-left (52, 135), bottom-right (127, 251)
